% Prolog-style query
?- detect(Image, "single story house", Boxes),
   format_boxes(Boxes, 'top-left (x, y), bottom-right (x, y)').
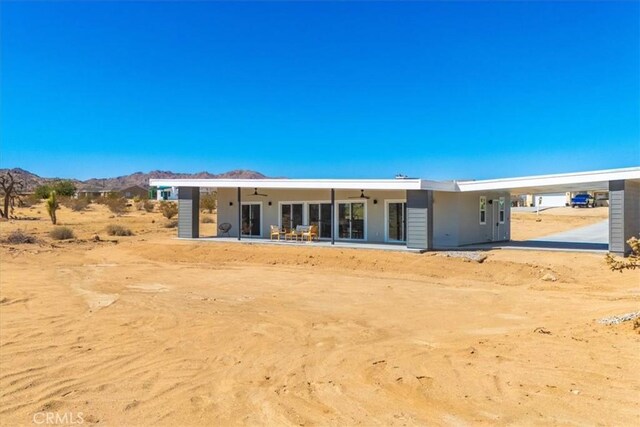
top-left (149, 186), bottom-right (178, 201)
top-left (150, 167), bottom-right (640, 256)
top-left (76, 188), bottom-right (111, 198)
top-left (119, 185), bottom-right (148, 199)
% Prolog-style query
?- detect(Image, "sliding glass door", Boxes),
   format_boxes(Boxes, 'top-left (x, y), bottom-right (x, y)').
top-left (280, 203), bottom-right (303, 231)
top-left (386, 201), bottom-right (406, 242)
top-left (337, 202), bottom-right (365, 240)
top-left (241, 203), bottom-right (261, 237)
top-left (308, 203), bottom-right (332, 239)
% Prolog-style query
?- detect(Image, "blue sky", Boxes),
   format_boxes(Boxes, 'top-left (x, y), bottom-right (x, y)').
top-left (1, 1), bottom-right (638, 180)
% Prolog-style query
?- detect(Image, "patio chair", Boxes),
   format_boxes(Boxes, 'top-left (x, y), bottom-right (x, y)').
top-left (301, 225), bottom-right (318, 242)
top-left (218, 222), bottom-right (232, 237)
top-left (270, 225), bottom-right (284, 240)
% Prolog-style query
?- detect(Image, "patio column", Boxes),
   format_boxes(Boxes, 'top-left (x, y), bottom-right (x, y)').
top-left (331, 188), bottom-right (335, 245)
top-left (406, 190), bottom-right (433, 251)
top-left (609, 180), bottom-right (640, 256)
top-left (237, 187), bottom-right (241, 241)
top-left (177, 187), bottom-right (199, 238)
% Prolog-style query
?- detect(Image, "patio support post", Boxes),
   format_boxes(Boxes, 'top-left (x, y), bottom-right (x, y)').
top-left (177, 187), bottom-right (199, 238)
top-left (609, 180), bottom-right (640, 256)
top-left (331, 188), bottom-right (335, 245)
top-left (237, 187), bottom-right (241, 241)
top-left (406, 190), bottom-right (433, 251)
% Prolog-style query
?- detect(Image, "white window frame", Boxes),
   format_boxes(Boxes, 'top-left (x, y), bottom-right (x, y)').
top-left (479, 196), bottom-right (487, 225)
top-left (384, 199), bottom-right (407, 243)
top-left (335, 200), bottom-right (368, 241)
top-left (240, 201), bottom-right (263, 237)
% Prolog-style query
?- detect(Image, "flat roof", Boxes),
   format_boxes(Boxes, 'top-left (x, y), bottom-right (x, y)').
top-left (149, 167), bottom-right (640, 193)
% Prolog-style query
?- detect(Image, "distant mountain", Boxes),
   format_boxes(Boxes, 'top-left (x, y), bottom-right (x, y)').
top-left (0, 168), bottom-right (268, 192)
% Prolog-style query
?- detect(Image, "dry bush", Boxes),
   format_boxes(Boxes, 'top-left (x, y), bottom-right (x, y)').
top-left (164, 219), bottom-right (178, 228)
top-left (201, 192), bottom-right (217, 213)
top-left (19, 194), bottom-right (40, 208)
top-left (106, 224), bottom-right (134, 236)
top-left (3, 230), bottom-right (38, 244)
top-left (606, 236), bottom-right (640, 272)
top-left (64, 197), bottom-right (90, 212)
top-left (201, 216), bottom-right (214, 223)
top-left (106, 197), bottom-right (128, 215)
top-left (50, 226), bottom-right (75, 240)
top-left (142, 200), bottom-right (155, 212)
top-left (159, 201), bottom-right (178, 219)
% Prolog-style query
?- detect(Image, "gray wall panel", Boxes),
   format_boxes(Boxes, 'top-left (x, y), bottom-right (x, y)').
top-left (177, 187), bottom-right (200, 238)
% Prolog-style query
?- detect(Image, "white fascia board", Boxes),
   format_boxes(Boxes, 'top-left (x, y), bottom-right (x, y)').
top-left (148, 178), bottom-right (424, 191)
top-left (455, 167), bottom-right (640, 193)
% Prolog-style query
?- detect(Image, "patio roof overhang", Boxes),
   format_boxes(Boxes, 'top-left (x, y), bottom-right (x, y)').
top-left (149, 167), bottom-right (640, 194)
top-left (148, 178), bottom-right (457, 191)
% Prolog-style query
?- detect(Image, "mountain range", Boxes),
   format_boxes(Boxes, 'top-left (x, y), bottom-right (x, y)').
top-left (0, 168), bottom-right (267, 192)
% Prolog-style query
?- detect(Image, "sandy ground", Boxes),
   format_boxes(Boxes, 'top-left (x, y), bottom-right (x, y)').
top-left (0, 203), bottom-right (638, 426)
top-left (510, 207), bottom-right (609, 241)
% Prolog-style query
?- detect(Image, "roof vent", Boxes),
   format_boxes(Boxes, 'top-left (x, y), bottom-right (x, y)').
top-left (395, 174), bottom-right (409, 179)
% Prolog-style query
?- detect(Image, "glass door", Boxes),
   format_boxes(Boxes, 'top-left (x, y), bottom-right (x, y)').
top-left (387, 202), bottom-right (406, 242)
top-left (241, 203), bottom-right (261, 237)
top-left (337, 202), bottom-right (365, 240)
top-left (280, 203), bottom-right (303, 232)
top-left (308, 203), bottom-right (332, 239)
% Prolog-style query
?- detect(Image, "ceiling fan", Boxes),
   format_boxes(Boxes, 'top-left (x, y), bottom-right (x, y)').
top-left (248, 188), bottom-right (268, 197)
top-left (348, 189), bottom-right (370, 200)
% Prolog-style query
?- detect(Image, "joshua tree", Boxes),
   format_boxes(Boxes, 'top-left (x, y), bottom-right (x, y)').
top-left (605, 236), bottom-right (640, 271)
top-left (46, 191), bottom-right (59, 224)
top-left (0, 171), bottom-right (25, 219)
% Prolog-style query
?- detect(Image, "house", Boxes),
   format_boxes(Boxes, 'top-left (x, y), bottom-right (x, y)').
top-left (150, 167), bottom-right (640, 256)
top-left (76, 188), bottom-right (110, 198)
top-left (119, 185), bottom-right (148, 199)
top-left (150, 186), bottom-right (178, 201)
top-left (531, 192), bottom-right (569, 208)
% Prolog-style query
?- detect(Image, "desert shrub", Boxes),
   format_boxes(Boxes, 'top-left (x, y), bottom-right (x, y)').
top-left (606, 236), bottom-right (639, 272)
top-left (68, 198), bottom-right (90, 212)
top-left (49, 226), bottom-right (75, 240)
top-left (201, 216), bottom-right (214, 223)
top-left (142, 200), bottom-right (154, 213)
top-left (19, 194), bottom-right (40, 208)
top-left (3, 230), bottom-right (38, 244)
top-left (35, 185), bottom-right (53, 200)
top-left (105, 197), bottom-right (128, 215)
top-left (46, 191), bottom-right (59, 224)
top-left (164, 219), bottom-right (178, 228)
top-left (105, 224), bottom-right (134, 236)
top-left (159, 201), bottom-right (178, 219)
top-left (201, 192), bottom-right (217, 213)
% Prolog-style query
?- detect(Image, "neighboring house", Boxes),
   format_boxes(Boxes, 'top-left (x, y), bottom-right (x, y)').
top-left (119, 185), bottom-right (148, 199)
top-left (76, 188), bottom-right (111, 198)
top-left (152, 186), bottom-right (178, 201)
top-left (531, 192), bottom-right (569, 208)
top-left (150, 167), bottom-right (640, 256)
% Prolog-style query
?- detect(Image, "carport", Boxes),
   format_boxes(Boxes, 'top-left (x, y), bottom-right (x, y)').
top-left (456, 167), bottom-right (640, 256)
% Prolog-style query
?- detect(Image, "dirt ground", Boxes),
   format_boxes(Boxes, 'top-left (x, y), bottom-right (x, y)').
top-left (510, 206), bottom-right (609, 241)
top-left (0, 202), bottom-right (638, 426)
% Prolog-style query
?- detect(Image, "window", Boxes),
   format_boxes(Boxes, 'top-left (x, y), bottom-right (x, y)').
top-left (479, 196), bottom-right (486, 224)
top-left (499, 197), bottom-right (505, 224)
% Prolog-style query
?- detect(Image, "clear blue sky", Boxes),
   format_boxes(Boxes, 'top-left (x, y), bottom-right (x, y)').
top-left (1, 1), bottom-right (638, 180)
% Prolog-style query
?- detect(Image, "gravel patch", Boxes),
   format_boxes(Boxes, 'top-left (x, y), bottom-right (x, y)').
top-left (439, 251), bottom-right (488, 263)
top-left (597, 311), bottom-right (640, 325)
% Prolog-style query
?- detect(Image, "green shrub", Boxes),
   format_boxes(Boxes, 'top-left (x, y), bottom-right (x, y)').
top-left (201, 192), bottom-right (217, 213)
top-left (35, 185), bottom-right (53, 200)
top-left (159, 201), bottom-right (178, 219)
top-left (50, 226), bottom-right (75, 240)
top-left (3, 230), bottom-right (38, 244)
top-left (52, 180), bottom-right (77, 197)
top-left (105, 224), bottom-right (134, 236)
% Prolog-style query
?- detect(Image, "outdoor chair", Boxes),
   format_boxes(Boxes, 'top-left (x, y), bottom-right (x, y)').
top-left (270, 225), bottom-right (284, 240)
top-left (301, 225), bottom-right (318, 242)
top-left (218, 222), bottom-right (232, 237)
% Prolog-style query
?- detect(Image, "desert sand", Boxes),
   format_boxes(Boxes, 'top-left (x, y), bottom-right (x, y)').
top-left (0, 203), bottom-right (638, 426)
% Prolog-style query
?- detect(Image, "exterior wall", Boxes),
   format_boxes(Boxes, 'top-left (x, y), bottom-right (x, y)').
top-left (216, 188), bottom-right (406, 242)
top-left (406, 190), bottom-right (433, 250)
top-left (609, 180), bottom-right (640, 256)
top-left (177, 187), bottom-right (199, 238)
top-left (432, 191), bottom-right (511, 247)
